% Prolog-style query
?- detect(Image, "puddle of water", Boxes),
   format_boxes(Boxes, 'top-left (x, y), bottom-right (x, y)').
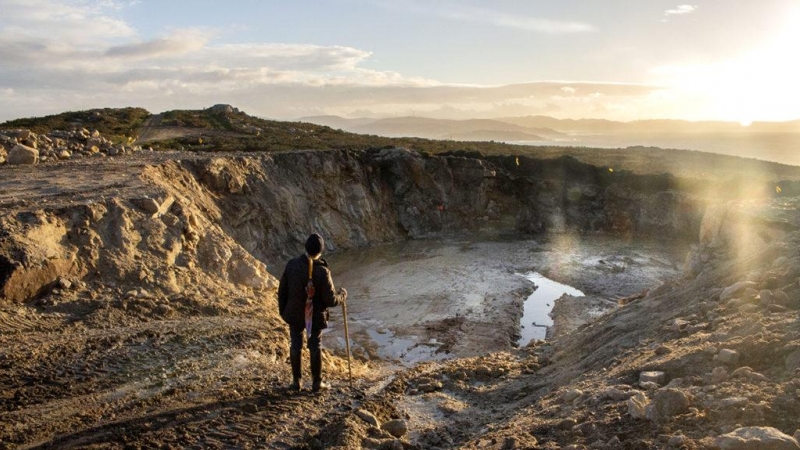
top-left (366, 328), bottom-right (448, 365)
top-left (518, 272), bottom-right (585, 346)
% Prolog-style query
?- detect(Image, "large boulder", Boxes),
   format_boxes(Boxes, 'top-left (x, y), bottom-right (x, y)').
top-left (715, 427), bottom-right (800, 450)
top-left (8, 144), bottom-right (39, 165)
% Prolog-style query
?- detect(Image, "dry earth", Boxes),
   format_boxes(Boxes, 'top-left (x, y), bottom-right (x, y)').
top-left (2, 125), bottom-right (800, 449)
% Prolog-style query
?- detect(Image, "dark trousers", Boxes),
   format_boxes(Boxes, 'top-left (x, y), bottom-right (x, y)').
top-left (289, 323), bottom-right (325, 384)
top-left (289, 323), bottom-right (321, 355)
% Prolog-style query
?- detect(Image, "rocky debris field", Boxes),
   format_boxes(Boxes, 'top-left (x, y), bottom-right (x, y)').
top-left (0, 128), bottom-right (148, 166)
top-left (1, 128), bottom-right (800, 449)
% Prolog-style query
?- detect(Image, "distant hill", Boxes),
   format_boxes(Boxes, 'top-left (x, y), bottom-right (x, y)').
top-left (299, 115), bottom-right (376, 129)
top-left (4, 105), bottom-right (800, 182)
top-left (299, 115), bottom-right (562, 141)
top-left (302, 114), bottom-right (800, 138)
top-left (498, 115), bottom-right (800, 134)
top-left (447, 130), bottom-right (546, 142)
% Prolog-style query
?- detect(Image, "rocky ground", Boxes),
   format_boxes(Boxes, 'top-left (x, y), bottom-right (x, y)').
top-left (2, 121), bottom-right (800, 449)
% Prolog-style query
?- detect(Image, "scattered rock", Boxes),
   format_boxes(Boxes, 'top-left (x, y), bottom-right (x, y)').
top-left (602, 387), bottom-right (633, 401)
top-left (417, 381), bottom-right (443, 393)
top-left (731, 366), bottom-right (767, 382)
top-left (558, 418), bottom-right (577, 429)
top-left (720, 281), bottom-right (758, 301)
top-left (655, 345), bottom-right (673, 355)
top-left (56, 277), bottom-right (72, 290)
top-left (356, 409), bottom-right (380, 428)
top-left (640, 371), bottom-right (666, 385)
top-left (8, 144), bottom-right (39, 165)
top-left (381, 419), bottom-right (408, 438)
top-left (563, 389), bottom-right (583, 403)
top-left (668, 435), bottom-right (687, 447)
top-left (645, 388), bottom-right (690, 423)
top-left (627, 391), bottom-right (649, 419)
top-left (760, 290), bottom-right (774, 306)
top-left (640, 381), bottom-right (661, 390)
top-left (715, 426), bottom-right (800, 450)
top-left (242, 403), bottom-right (258, 414)
top-left (717, 349), bottom-right (740, 365)
top-left (773, 290), bottom-right (792, 307)
top-left (712, 366), bottom-right (729, 384)
top-left (785, 350), bottom-right (800, 373)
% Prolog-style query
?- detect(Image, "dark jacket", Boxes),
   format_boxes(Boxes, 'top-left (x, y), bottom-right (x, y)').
top-left (278, 255), bottom-right (343, 329)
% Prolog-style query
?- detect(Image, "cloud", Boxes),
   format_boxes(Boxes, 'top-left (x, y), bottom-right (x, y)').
top-left (664, 5), bottom-right (698, 16)
top-left (371, 0), bottom-right (596, 34)
top-left (0, 0), bottom-right (135, 45)
top-left (0, 0), bottom-right (675, 123)
top-left (446, 5), bottom-right (596, 34)
top-left (106, 29), bottom-right (214, 60)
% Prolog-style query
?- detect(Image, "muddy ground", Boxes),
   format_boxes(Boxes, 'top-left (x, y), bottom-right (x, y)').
top-left (323, 235), bottom-right (684, 366)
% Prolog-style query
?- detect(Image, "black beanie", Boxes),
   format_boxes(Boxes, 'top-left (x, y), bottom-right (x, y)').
top-left (305, 233), bottom-right (324, 257)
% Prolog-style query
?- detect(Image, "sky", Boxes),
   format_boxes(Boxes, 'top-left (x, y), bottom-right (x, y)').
top-left (0, 0), bottom-right (798, 123)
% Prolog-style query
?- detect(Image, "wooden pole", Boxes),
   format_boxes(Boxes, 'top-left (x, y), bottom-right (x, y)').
top-left (342, 301), bottom-right (353, 386)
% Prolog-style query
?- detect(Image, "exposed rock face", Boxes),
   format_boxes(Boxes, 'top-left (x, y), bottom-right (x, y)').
top-left (147, 149), bottom-right (703, 269)
top-left (1, 148), bottom-right (702, 306)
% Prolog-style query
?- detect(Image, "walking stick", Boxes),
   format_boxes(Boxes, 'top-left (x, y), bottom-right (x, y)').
top-left (342, 300), bottom-right (353, 386)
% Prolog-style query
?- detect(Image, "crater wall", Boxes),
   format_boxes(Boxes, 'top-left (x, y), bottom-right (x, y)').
top-left (0, 148), bottom-right (705, 304)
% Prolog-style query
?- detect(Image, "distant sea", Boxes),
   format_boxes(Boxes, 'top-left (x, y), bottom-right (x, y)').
top-left (513, 132), bottom-right (800, 167)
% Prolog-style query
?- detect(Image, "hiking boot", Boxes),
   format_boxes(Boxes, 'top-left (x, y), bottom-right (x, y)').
top-left (289, 351), bottom-right (302, 391)
top-left (310, 349), bottom-right (329, 392)
top-left (312, 380), bottom-right (330, 392)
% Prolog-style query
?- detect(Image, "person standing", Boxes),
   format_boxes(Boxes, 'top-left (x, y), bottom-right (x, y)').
top-left (278, 233), bottom-right (347, 392)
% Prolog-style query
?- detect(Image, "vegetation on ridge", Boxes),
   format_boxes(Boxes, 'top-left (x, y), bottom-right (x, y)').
top-left (0, 107), bottom-right (149, 141)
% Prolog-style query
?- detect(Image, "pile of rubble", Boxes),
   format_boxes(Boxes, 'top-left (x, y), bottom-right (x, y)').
top-left (0, 128), bottom-right (148, 165)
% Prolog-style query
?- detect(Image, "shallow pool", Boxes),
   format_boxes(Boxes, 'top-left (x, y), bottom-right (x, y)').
top-left (518, 272), bottom-right (585, 346)
top-left (322, 235), bottom-right (683, 365)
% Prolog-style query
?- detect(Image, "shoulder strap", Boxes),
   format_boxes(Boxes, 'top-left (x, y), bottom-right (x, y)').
top-left (307, 256), bottom-right (313, 280)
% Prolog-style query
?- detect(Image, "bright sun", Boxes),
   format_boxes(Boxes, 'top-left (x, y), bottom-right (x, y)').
top-left (655, 6), bottom-right (800, 122)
